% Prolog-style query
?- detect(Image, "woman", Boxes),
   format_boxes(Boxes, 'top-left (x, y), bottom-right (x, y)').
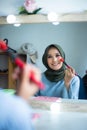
top-left (36, 44), bottom-right (80, 99)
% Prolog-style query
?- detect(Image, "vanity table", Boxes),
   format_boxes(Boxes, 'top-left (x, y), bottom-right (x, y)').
top-left (29, 97), bottom-right (87, 130)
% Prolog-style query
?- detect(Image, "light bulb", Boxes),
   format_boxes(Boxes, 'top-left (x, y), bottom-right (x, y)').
top-left (50, 103), bottom-right (61, 113)
top-left (14, 23), bottom-right (21, 27)
top-left (7, 15), bottom-right (16, 24)
top-left (47, 12), bottom-right (58, 22)
top-left (52, 21), bottom-right (60, 25)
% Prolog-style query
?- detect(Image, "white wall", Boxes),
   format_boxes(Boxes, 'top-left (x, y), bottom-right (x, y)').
top-left (0, 0), bottom-right (87, 15)
top-left (0, 22), bottom-right (87, 77)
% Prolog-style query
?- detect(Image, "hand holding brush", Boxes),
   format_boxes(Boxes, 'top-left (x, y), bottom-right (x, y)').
top-left (59, 56), bottom-right (77, 75)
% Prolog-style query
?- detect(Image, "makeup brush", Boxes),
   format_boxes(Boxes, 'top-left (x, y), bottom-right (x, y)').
top-left (59, 57), bottom-right (77, 75)
top-left (59, 57), bottom-right (71, 69)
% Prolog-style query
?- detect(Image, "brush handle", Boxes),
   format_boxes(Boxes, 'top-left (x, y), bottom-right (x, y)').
top-left (63, 61), bottom-right (77, 75)
top-left (63, 61), bottom-right (71, 69)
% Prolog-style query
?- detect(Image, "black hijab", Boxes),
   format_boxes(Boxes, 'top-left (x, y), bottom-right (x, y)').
top-left (42, 44), bottom-right (65, 82)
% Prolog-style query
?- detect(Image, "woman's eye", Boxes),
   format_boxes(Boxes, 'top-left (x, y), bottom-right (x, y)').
top-left (47, 55), bottom-right (52, 58)
top-left (56, 54), bottom-right (60, 57)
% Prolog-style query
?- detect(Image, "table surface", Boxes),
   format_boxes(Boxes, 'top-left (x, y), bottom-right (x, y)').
top-left (29, 96), bottom-right (87, 112)
top-left (29, 97), bottom-right (87, 130)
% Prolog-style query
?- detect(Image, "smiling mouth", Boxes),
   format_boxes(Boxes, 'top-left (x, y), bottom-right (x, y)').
top-left (51, 61), bottom-right (62, 67)
top-left (52, 64), bottom-right (58, 66)
top-left (51, 63), bottom-right (59, 66)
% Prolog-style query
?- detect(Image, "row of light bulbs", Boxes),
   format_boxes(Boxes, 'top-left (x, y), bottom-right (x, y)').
top-left (6, 12), bottom-right (60, 26)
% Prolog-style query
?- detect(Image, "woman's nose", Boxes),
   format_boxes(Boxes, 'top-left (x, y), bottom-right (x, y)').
top-left (53, 57), bottom-right (57, 61)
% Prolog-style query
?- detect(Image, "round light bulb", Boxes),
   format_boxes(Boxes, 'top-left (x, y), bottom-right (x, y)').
top-left (7, 15), bottom-right (16, 24)
top-left (50, 103), bottom-right (61, 113)
top-left (47, 12), bottom-right (58, 22)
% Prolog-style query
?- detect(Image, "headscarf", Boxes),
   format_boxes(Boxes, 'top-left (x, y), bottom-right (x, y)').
top-left (42, 44), bottom-right (65, 82)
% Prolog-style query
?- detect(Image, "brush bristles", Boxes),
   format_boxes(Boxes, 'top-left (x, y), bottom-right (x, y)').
top-left (59, 57), bottom-right (64, 62)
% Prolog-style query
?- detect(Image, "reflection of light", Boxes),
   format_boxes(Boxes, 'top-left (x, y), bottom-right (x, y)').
top-left (14, 23), bottom-right (21, 27)
top-left (47, 12), bottom-right (58, 22)
top-left (50, 103), bottom-right (61, 113)
top-left (52, 21), bottom-right (60, 25)
top-left (7, 15), bottom-right (16, 23)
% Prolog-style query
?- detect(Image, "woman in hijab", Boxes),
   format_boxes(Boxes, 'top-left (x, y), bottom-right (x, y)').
top-left (36, 44), bottom-right (80, 99)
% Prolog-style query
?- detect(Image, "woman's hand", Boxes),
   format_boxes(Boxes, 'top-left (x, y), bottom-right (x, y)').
top-left (12, 64), bottom-right (41, 100)
top-left (64, 67), bottom-right (75, 90)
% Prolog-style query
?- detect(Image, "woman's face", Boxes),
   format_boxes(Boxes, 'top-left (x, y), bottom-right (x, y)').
top-left (47, 47), bottom-right (63, 70)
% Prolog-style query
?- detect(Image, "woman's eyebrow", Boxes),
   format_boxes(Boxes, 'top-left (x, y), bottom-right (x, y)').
top-left (55, 52), bottom-right (61, 55)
